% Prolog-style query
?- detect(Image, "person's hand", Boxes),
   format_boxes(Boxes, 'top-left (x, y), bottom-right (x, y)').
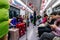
top-left (50, 24), bottom-right (57, 29)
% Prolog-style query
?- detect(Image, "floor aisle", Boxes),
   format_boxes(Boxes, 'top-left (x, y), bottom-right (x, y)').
top-left (19, 23), bottom-right (39, 40)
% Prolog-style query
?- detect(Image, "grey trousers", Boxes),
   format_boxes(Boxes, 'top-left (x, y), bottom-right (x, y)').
top-left (40, 32), bottom-right (55, 40)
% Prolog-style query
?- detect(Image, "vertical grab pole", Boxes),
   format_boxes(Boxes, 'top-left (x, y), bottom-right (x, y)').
top-left (26, 0), bottom-right (28, 40)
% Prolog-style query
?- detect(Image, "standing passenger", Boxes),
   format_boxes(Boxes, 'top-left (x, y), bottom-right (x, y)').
top-left (33, 11), bottom-right (36, 26)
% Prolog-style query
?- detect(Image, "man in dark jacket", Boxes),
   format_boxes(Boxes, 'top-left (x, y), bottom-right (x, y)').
top-left (33, 11), bottom-right (36, 26)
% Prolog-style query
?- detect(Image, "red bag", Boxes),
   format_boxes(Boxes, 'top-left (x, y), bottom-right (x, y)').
top-left (16, 23), bottom-right (26, 37)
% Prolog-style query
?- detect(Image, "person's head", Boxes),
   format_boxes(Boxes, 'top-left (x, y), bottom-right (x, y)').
top-left (37, 15), bottom-right (41, 19)
top-left (57, 12), bottom-right (60, 16)
top-left (50, 12), bottom-right (57, 19)
top-left (55, 19), bottom-right (60, 26)
top-left (50, 12), bottom-right (57, 16)
top-left (19, 15), bottom-right (22, 17)
top-left (16, 16), bottom-right (19, 19)
top-left (13, 16), bottom-right (16, 18)
top-left (44, 14), bottom-right (48, 18)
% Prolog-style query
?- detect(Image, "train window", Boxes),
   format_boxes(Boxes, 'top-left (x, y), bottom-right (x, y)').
top-left (9, 6), bottom-right (20, 19)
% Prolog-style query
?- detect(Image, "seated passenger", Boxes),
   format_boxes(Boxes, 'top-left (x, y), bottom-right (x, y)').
top-left (19, 15), bottom-right (23, 23)
top-left (38, 14), bottom-right (52, 37)
top-left (39, 19), bottom-right (60, 40)
top-left (10, 17), bottom-right (17, 28)
top-left (41, 14), bottom-right (48, 24)
top-left (48, 12), bottom-right (57, 25)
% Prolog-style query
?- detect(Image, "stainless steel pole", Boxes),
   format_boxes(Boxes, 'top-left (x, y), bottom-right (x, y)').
top-left (26, 0), bottom-right (28, 40)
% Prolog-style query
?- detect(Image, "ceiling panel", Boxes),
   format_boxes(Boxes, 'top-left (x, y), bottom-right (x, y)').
top-left (21, 0), bottom-right (42, 13)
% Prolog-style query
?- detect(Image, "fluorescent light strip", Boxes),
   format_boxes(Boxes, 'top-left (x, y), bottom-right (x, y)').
top-left (52, 0), bottom-right (60, 8)
top-left (43, 0), bottom-right (51, 12)
top-left (40, 0), bottom-right (52, 13)
top-left (14, 0), bottom-right (22, 6)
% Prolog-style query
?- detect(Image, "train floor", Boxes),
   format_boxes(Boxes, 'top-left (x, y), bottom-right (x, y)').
top-left (19, 23), bottom-right (39, 40)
